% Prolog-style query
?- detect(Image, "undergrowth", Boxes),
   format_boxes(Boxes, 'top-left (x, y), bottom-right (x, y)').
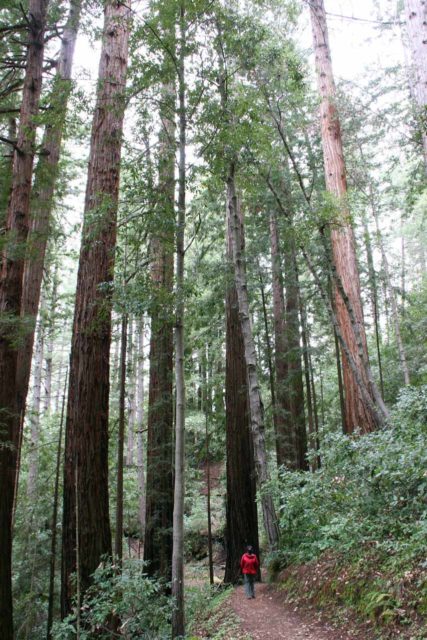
top-left (186, 585), bottom-right (250, 639)
top-left (272, 386), bottom-right (427, 637)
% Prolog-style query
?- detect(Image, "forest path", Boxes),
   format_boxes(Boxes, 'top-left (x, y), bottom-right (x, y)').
top-left (230, 582), bottom-right (354, 640)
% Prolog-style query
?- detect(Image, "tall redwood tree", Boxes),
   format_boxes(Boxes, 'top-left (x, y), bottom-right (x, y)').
top-left (0, 0), bottom-right (48, 636)
top-left (61, 0), bottom-right (130, 616)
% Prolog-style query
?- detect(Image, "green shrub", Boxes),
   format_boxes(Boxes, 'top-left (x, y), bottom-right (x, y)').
top-left (52, 560), bottom-right (171, 639)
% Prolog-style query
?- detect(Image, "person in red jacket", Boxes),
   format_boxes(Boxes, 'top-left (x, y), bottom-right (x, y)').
top-left (240, 545), bottom-right (259, 599)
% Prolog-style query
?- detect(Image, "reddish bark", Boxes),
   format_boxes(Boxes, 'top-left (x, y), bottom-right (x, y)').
top-left (0, 1), bottom-right (48, 636)
top-left (309, 0), bottom-right (378, 433)
top-left (61, 0), bottom-right (130, 616)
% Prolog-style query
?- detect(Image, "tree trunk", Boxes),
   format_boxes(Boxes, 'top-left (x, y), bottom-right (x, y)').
top-left (61, 0), bottom-right (130, 616)
top-left (309, 0), bottom-right (378, 433)
top-left (144, 30), bottom-right (175, 581)
top-left (227, 164), bottom-right (279, 550)
top-left (27, 314), bottom-right (45, 498)
top-left (43, 265), bottom-right (59, 415)
top-left (361, 212), bottom-right (385, 398)
top-left (46, 369), bottom-right (68, 640)
top-left (0, 117), bottom-right (16, 227)
top-left (115, 313), bottom-right (128, 562)
top-left (371, 193), bottom-right (410, 385)
top-left (136, 319), bottom-right (146, 538)
top-left (403, 0), bottom-right (427, 172)
top-left (224, 216), bottom-right (259, 584)
top-left (126, 317), bottom-right (137, 466)
top-left (0, 1), bottom-right (48, 636)
top-left (16, 0), bottom-right (82, 439)
top-left (283, 229), bottom-right (307, 470)
top-left (172, 7), bottom-right (186, 636)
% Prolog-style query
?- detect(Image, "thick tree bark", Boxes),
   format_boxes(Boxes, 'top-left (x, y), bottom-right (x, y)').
top-left (144, 40), bottom-right (175, 581)
top-left (227, 164), bottom-right (279, 549)
top-left (61, 0), bottom-right (130, 617)
top-left (309, 0), bottom-right (378, 433)
top-left (172, 7), bottom-right (186, 635)
top-left (224, 216), bottom-right (259, 584)
top-left (404, 0), bottom-right (427, 172)
top-left (0, 1), bottom-right (48, 636)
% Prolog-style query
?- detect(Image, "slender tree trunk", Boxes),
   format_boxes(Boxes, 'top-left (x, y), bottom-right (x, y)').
top-left (205, 411), bottom-right (214, 586)
top-left (299, 289), bottom-right (318, 470)
top-left (27, 316), bottom-right (44, 498)
top-left (115, 313), bottom-right (128, 561)
top-left (61, 0), bottom-right (130, 616)
top-left (47, 369), bottom-right (68, 640)
top-left (44, 266), bottom-right (59, 415)
top-left (126, 318), bottom-right (137, 466)
top-left (370, 193), bottom-right (410, 385)
top-left (0, 2), bottom-right (48, 635)
top-left (361, 212), bottom-right (385, 398)
top-left (224, 208), bottom-right (259, 584)
top-left (136, 319), bottom-right (146, 538)
top-left (403, 0), bottom-right (427, 172)
top-left (227, 163), bottom-right (279, 549)
top-left (258, 270), bottom-right (276, 433)
top-left (144, 58), bottom-right (175, 582)
top-left (172, 7), bottom-right (186, 635)
top-left (0, 117), bottom-right (16, 226)
top-left (309, 0), bottom-right (378, 433)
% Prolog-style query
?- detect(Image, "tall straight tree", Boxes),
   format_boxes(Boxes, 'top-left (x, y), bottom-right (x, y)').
top-left (0, 0), bottom-right (48, 636)
top-left (224, 193), bottom-right (259, 584)
top-left (61, 0), bottom-right (130, 616)
top-left (309, 0), bottom-right (379, 433)
top-left (403, 0), bottom-right (427, 172)
top-left (144, 3), bottom-right (176, 582)
top-left (172, 3), bottom-right (186, 636)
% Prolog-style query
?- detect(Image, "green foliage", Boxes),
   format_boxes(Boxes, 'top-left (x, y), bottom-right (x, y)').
top-left (277, 386), bottom-right (427, 566)
top-left (187, 585), bottom-right (250, 640)
top-left (52, 561), bottom-right (171, 640)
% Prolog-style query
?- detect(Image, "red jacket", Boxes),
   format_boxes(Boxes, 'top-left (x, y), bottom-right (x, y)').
top-left (240, 552), bottom-right (259, 575)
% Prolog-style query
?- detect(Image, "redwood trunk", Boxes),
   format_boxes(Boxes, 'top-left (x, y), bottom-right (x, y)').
top-left (61, 0), bottom-right (130, 616)
top-left (144, 74), bottom-right (175, 581)
top-left (0, 1), bottom-right (48, 636)
top-left (224, 219), bottom-right (259, 584)
top-left (309, 0), bottom-right (378, 433)
top-left (16, 0), bottom-right (82, 433)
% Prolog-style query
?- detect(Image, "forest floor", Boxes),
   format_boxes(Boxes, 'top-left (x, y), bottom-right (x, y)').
top-left (229, 582), bottom-right (358, 640)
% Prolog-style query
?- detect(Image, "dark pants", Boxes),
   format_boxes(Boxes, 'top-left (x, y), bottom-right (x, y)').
top-left (243, 573), bottom-right (255, 598)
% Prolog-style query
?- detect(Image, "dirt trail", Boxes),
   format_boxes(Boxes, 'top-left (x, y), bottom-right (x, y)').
top-left (230, 582), bottom-right (355, 640)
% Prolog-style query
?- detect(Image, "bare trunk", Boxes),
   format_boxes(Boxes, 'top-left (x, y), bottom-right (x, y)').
top-left (126, 317), bottom-right (135, 466)
top-left (299, 288), bottom-right (319, 470)
top-left (136, 319), bottom-right (146, 537)
top-left (44, 266), bottom-right (59, 415)
top-left (27, 316), bottom-right (44, 498)
top-left (61, 0), bottom-right (130, 616)
top-left (227, 164), bottom-right (279, 550)
top-left (309, 0), bottom-right (378, 433)
top-left (46, 369), bottom-right (68, 640)
top-left (144, 61), bottom-right (175, 581)
top-left (224, 209), bottom-right (259, 584)
top-left (172, 7), bottom-right (186, 635)
top-left (371, 196), bottom-right (410, 385)
top-left (115, 313), bottom-right (128, 561)
top-left (0, 2), bottom-right (48, 635)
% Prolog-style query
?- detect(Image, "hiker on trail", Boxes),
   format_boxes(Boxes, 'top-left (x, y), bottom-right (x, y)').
top-left (240, 545), bottom-right (259, 599)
